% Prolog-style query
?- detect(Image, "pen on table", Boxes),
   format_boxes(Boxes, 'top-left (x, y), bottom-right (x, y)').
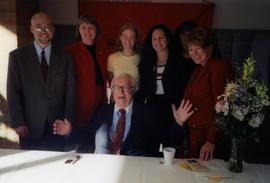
top-left (72, 155), bottom-right (82, 164)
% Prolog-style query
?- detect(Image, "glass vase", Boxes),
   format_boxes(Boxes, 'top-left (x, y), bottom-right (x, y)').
top-left (228, 137), bottom-right (243, 173)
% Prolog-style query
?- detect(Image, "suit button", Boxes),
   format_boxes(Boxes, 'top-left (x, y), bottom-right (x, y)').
top-left (192, 124), bottom-right (196, 129)
top-left (192, 140), bottom-right (196, 145)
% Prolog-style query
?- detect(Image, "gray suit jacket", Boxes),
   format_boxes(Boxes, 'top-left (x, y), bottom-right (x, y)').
top-left (7, 43), bottom-right (75, 139)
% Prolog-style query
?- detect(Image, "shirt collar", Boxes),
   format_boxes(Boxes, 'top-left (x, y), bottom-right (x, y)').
top-left (34, 41), bottom-right (51, 57)
top-left (114, 100), bottom-right (133, 114)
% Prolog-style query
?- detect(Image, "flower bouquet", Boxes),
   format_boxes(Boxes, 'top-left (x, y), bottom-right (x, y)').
top-left (215, 54), bottom-right (270, 172)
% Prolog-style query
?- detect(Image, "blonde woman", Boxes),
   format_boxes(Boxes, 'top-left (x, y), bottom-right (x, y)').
top-left (107, 23), bottom-right (140, 90)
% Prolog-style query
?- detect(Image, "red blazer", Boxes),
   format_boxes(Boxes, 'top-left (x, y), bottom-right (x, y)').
top-left (183, 57), bottom-right (234, 158)
top-left (65, 41), bottom-right (107, 128)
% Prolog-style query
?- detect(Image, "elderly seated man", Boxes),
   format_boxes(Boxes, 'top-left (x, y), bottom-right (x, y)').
top-left (54, 73), bottom-right (159, 156)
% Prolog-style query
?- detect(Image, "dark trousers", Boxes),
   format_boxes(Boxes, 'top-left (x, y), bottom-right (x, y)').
top-left (20, 123), bottom-right (67, 151)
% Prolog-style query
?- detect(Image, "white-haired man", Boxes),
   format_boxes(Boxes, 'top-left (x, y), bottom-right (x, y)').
top-left (54, 73), bottom-right (159, 156)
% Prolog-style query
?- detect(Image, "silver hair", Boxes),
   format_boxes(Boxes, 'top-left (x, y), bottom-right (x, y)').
top-left (111, 73), bottom-right (136, 91)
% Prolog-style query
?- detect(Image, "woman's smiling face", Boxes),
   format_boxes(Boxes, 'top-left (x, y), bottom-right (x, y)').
top-left (188, 43), bottom-right (212, 66)
top-left (152, 29), bottom-right (169, 52)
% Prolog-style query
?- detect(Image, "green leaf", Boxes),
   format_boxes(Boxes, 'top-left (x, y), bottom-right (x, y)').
top-left (242, 53), bottom-right (255, 84)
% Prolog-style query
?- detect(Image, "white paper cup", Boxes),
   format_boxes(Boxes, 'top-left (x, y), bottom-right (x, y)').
top-left (163, 147), bottom-right (176, 166)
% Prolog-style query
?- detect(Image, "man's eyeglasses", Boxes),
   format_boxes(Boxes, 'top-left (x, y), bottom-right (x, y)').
top-left (33, 26), bottom-right (53, 33)
top-left (111, 85), bottom-right (134, 92)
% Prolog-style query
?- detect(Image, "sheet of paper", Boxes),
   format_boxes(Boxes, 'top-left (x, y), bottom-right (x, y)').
top-left (195, 159), bottom-right (232, 178)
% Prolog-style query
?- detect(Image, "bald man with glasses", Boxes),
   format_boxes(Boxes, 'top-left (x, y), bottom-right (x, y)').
top-left (7, 12), bottom-right (75, 151)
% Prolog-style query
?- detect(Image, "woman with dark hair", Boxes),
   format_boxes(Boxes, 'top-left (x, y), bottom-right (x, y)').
top-left (172, 27), bottom-right (234, 160)
top-left (138, 24), bottom-right (189, 153)
top-left (65, 15), bottom-right (107, 151)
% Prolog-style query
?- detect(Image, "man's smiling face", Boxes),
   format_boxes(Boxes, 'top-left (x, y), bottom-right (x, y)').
top-left (111, 74), bottom-right (135, 109)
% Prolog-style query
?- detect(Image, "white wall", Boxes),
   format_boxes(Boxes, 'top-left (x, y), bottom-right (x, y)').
top-left (0, 26), bottom-right (17, 99)
top-left (39, 0), bottom-right (270, 30)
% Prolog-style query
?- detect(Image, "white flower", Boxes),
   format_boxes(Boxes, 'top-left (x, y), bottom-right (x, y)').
top-left (215, 54), bottom-right (269, 137)
top-left (248, 113), bottom-right (264, 128)
top-left (222, 102), bottom-right (230, 115)
top-left (215, 95), bottom-right (229, 115)
top-left (262, 99), bottom-right (270, 106)
top-left (231, 104), bottom-right (250, 122)
top-left (232, 108), bottom-right (245, 121)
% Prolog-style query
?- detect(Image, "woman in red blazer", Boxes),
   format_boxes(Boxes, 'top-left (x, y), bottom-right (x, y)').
top-left (172, 27), bottom-right (234, 160)
top-left (65, 15), bottom-right (107, 150)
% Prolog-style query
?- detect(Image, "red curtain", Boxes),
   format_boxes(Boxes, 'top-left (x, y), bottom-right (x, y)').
top-left (79, 1), bottom-right (214, 56)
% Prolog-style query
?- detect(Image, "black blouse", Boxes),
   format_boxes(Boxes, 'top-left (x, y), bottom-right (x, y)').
top-left (84, 44), bottom-right (103, 85)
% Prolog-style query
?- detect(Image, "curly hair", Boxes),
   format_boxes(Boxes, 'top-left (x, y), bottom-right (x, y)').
top-left (181, 27), bottom-right (213, 51)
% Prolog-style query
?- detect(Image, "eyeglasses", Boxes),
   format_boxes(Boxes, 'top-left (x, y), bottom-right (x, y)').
top-left (33, 26), bottom-right (53, 33)
top-left (111, 85), bottom-right (134, 92)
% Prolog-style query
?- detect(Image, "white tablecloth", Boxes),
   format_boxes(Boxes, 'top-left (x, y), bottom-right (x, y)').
top-left (0, 148), bottom-right (269, 183)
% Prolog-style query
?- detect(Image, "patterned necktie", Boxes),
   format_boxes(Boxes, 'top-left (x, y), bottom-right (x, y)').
top-left (40, 49), bottom-right (48, 82)
top-left (110, 109), bottom-right (126, 155)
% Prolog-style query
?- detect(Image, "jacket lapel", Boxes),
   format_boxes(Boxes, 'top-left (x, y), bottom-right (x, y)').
top-left (106, 104), bottom-right (115, 142)
top-left (46, 46), bottom-right (59, 87)
top-left (26, 44), bottom-right (45, 86)
top-left (185, 58), bottom-right (214, 100)
top-left (122, 102), bottom-right (137, 149)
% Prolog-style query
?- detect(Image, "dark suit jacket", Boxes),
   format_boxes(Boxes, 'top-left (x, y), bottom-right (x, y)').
top-left (7, 43), bottom-right (75, 139)
top-left (91, 102), bottom-right (159, 156)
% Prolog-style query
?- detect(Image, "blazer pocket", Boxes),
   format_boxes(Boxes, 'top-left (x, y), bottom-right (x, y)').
top-left (55, 72), bottom-right (65, 82)
top-left (56, 71), bottom-right (65, 75)
top-left (55, 71), bottom-right (65, 77)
